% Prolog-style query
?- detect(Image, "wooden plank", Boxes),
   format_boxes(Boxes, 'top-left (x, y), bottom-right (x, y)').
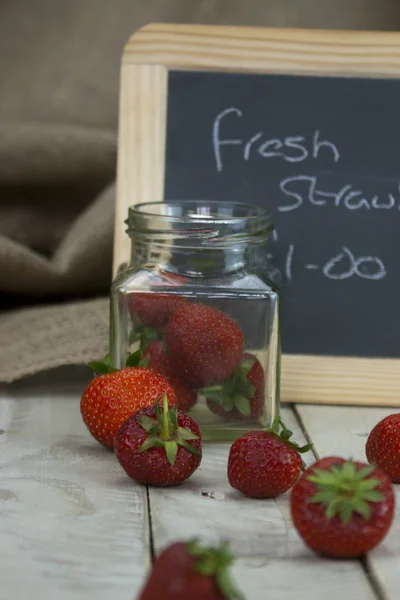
top-left (296, 403), bottom-right (400, 600)
top-left (148, 405), bottom-right (377, 600)
top-left (0, 373), bottom-right (150, 600)
top-left (114, 22), bottom-right (400, 408)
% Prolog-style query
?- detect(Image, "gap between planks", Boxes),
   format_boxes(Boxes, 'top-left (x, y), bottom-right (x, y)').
top-left (146, 404), bottom-right (380, 600)
top-left (294, 403), bottom-right (400, 600)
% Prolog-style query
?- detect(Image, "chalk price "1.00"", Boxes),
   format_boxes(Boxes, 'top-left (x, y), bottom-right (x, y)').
top-left (271, 244), bottom-right (387, 283)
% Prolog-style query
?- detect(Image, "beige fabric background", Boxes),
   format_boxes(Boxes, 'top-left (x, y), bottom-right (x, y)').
top-left (0, 0), bottom-right (399, 382)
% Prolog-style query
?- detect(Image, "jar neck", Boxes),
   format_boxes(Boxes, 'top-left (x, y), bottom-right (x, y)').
top-left (130, 237), bottom-right (250, 277)
top-left (126, 200), bottom-right (273, 278)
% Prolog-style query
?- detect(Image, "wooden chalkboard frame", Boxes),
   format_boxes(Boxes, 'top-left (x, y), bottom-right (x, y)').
top-left (114, 22), bottom-right (400, 407)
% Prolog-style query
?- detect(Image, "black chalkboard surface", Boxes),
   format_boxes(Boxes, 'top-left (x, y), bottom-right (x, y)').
top-left (165, 70), bottom-right (400, 359)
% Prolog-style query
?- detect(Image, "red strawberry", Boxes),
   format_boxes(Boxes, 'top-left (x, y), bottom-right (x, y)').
top-left (128, 293), bottom-right (187, 329)
top-left (143, 341), bottom-right (197, 412)
top-left (227, 417), bottom-right (313, 498)
top-left (165, 303), bottom-right (244, 388)
top-left (366, 413), bottom-right (400, 482)
top-left (290, 457), bottom-right (395, 558)
top-left (203, 354), bottom-right (264, 421)
top-left (137, 539), bottom-right (245, 600)
top-left (81, 352), bottom-right (176, 450)
top-left (114, 395), bottom-right (201, 487)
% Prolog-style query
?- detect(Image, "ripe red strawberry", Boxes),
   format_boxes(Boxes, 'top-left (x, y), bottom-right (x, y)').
top-left (366, 413), bottom-right (400, 482)
top-left (204, 354), bottom-right (264, 421)
top-left (290, 457), bottom-right (395, 558)
top-left (128, 293), bottom-right (187, 329)
top-left (137, 539), bottom-right (245, 600)
top-left (81, 352), bottom-right (176, 450)
top-left (165, 303), bottom-right (244, 388)
top-left (143, 341), bottom-right (197, 412)
top-left (114, 395), bottom-right (202, 487)
top-left (227, 417), bottom-right (313, 498)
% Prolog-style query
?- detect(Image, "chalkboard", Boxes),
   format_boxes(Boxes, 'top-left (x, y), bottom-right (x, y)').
top-left (164, 70), bottom-right (400, 358)
top-left (115, 23), bottom-right (400, 406)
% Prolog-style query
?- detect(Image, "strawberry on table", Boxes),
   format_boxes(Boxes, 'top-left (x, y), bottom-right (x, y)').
top-left (366, 413), bottom-right (400, 482)
top-left (227, 416), bottom-right (313, 498)
top-left (203, 354), bottom-right (264, 421)
top-left (114, 395), bottom-right (202, 487)
top-left (80, 352), bottom-right (176, 450)
top-left (290, 457), bottom-right (395, 558)
top-left (128, 292), bottom-right (187, 329)
top-left (143, 341), bottom-right (197, 412)
top-left (137, 539), bottom-right (245, 600)
top-left (165, 303), bottom-right (244, 388)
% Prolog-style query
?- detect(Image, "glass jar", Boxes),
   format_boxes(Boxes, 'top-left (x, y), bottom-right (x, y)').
top-left (110, 200), bottom-right (281, 441)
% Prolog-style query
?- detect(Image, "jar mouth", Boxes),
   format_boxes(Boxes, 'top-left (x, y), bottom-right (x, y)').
top-left (126, 200), bottom-right (273, 248)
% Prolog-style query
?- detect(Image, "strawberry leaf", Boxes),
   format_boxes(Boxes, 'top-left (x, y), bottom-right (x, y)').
top-left (217, 570), bottom-right (246, 600)
top-left (103, 353), bottom-right (113, 367)
top-left (354, 499), bottom-right (372, 519)
top-left (358, 478), bottom-right (382, 491)
top-left (125, 349), bottom-right (142, 368)
top-left (88, 361), bottom-right (115, 375)
top-left (177, 439), bottom-right (201, 456)
top-left (139, 354), bottom-right (150, 368)
top-left (164, 441), bottom-right (178, 466)
top-left (280, 427), bottom-right (293, 440)
top-left (363, 490), bottom-right (384, 502)
top-left (338, 502), bottom-right (353, 525)
top-left (186, 540), bottom-right (245, 600)
top-left (178, 427), bottom-right (199, 441)
top-left (237, 357), bottom-right (256, 376)
top-left (137, 415), bottom-right (160, 433)
top-left (167, 407), bottom-right (177, 429)
top-left (296, 442), bottom-right (314, 453)
top-left (232, 394), bottom-right (251, 416)
top-left (138, 438), bottom-right (164, 453)
top-left (354, 464), bottom-right (376, 479)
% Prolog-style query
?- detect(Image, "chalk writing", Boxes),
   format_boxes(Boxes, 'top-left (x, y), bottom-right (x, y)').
top-left (212, 107), bottom-right (340, 172)
top-left (211, 107), bottom-right (392, 288)
top-left (270, 243), bottom-right (387, 283)
top-left (279, 175), bottom-right (400, 212)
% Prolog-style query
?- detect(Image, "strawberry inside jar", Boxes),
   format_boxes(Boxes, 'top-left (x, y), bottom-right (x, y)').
top-left (110, 200), bottom-right (281, 442)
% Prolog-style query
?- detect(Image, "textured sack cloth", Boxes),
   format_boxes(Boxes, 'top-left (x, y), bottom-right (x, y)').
top-left (1, 0), bottom-right (399, 382)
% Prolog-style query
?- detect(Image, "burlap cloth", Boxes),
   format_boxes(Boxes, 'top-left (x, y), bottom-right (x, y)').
top-left (0, 0), bottom-right (399, 383)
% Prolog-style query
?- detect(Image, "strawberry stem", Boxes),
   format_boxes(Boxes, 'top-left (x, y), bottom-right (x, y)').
top-left (267, 416), bottom-right (313, 469)
top-left (137, 398), bottom-right (201, 467)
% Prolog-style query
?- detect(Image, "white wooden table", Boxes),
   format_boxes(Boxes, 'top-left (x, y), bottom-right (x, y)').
top-left (1, 368), bottom-right (399, 600)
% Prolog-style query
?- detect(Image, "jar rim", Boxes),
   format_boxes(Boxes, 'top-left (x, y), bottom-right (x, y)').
top-left (126, 200), bottom-right (273, 248)
top-left (129, 200), bottom-right (271, 223)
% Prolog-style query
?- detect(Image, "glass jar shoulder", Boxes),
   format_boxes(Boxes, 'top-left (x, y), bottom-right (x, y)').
top-left (111, 266), bottom-right (279, 297)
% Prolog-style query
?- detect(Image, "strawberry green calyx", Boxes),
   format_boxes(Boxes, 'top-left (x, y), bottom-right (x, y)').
top-left (199, 357), bottom-right (257, 416)
top-left (187, 539), bottom-right (245, 600)
top-left (268, 415), bottom-right (313, 460)
top-left (137, 395), bottom-right (200, 466)
top-left (307, 460), bottom-right (385, 525)
top-left (129, 325), bottom-right (159, 351)
top-left (88, 350), bottom-right (149, 376)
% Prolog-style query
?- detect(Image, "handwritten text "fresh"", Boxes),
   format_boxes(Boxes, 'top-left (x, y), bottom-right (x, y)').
top-left (212, 107), bottom-right (340, 172)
